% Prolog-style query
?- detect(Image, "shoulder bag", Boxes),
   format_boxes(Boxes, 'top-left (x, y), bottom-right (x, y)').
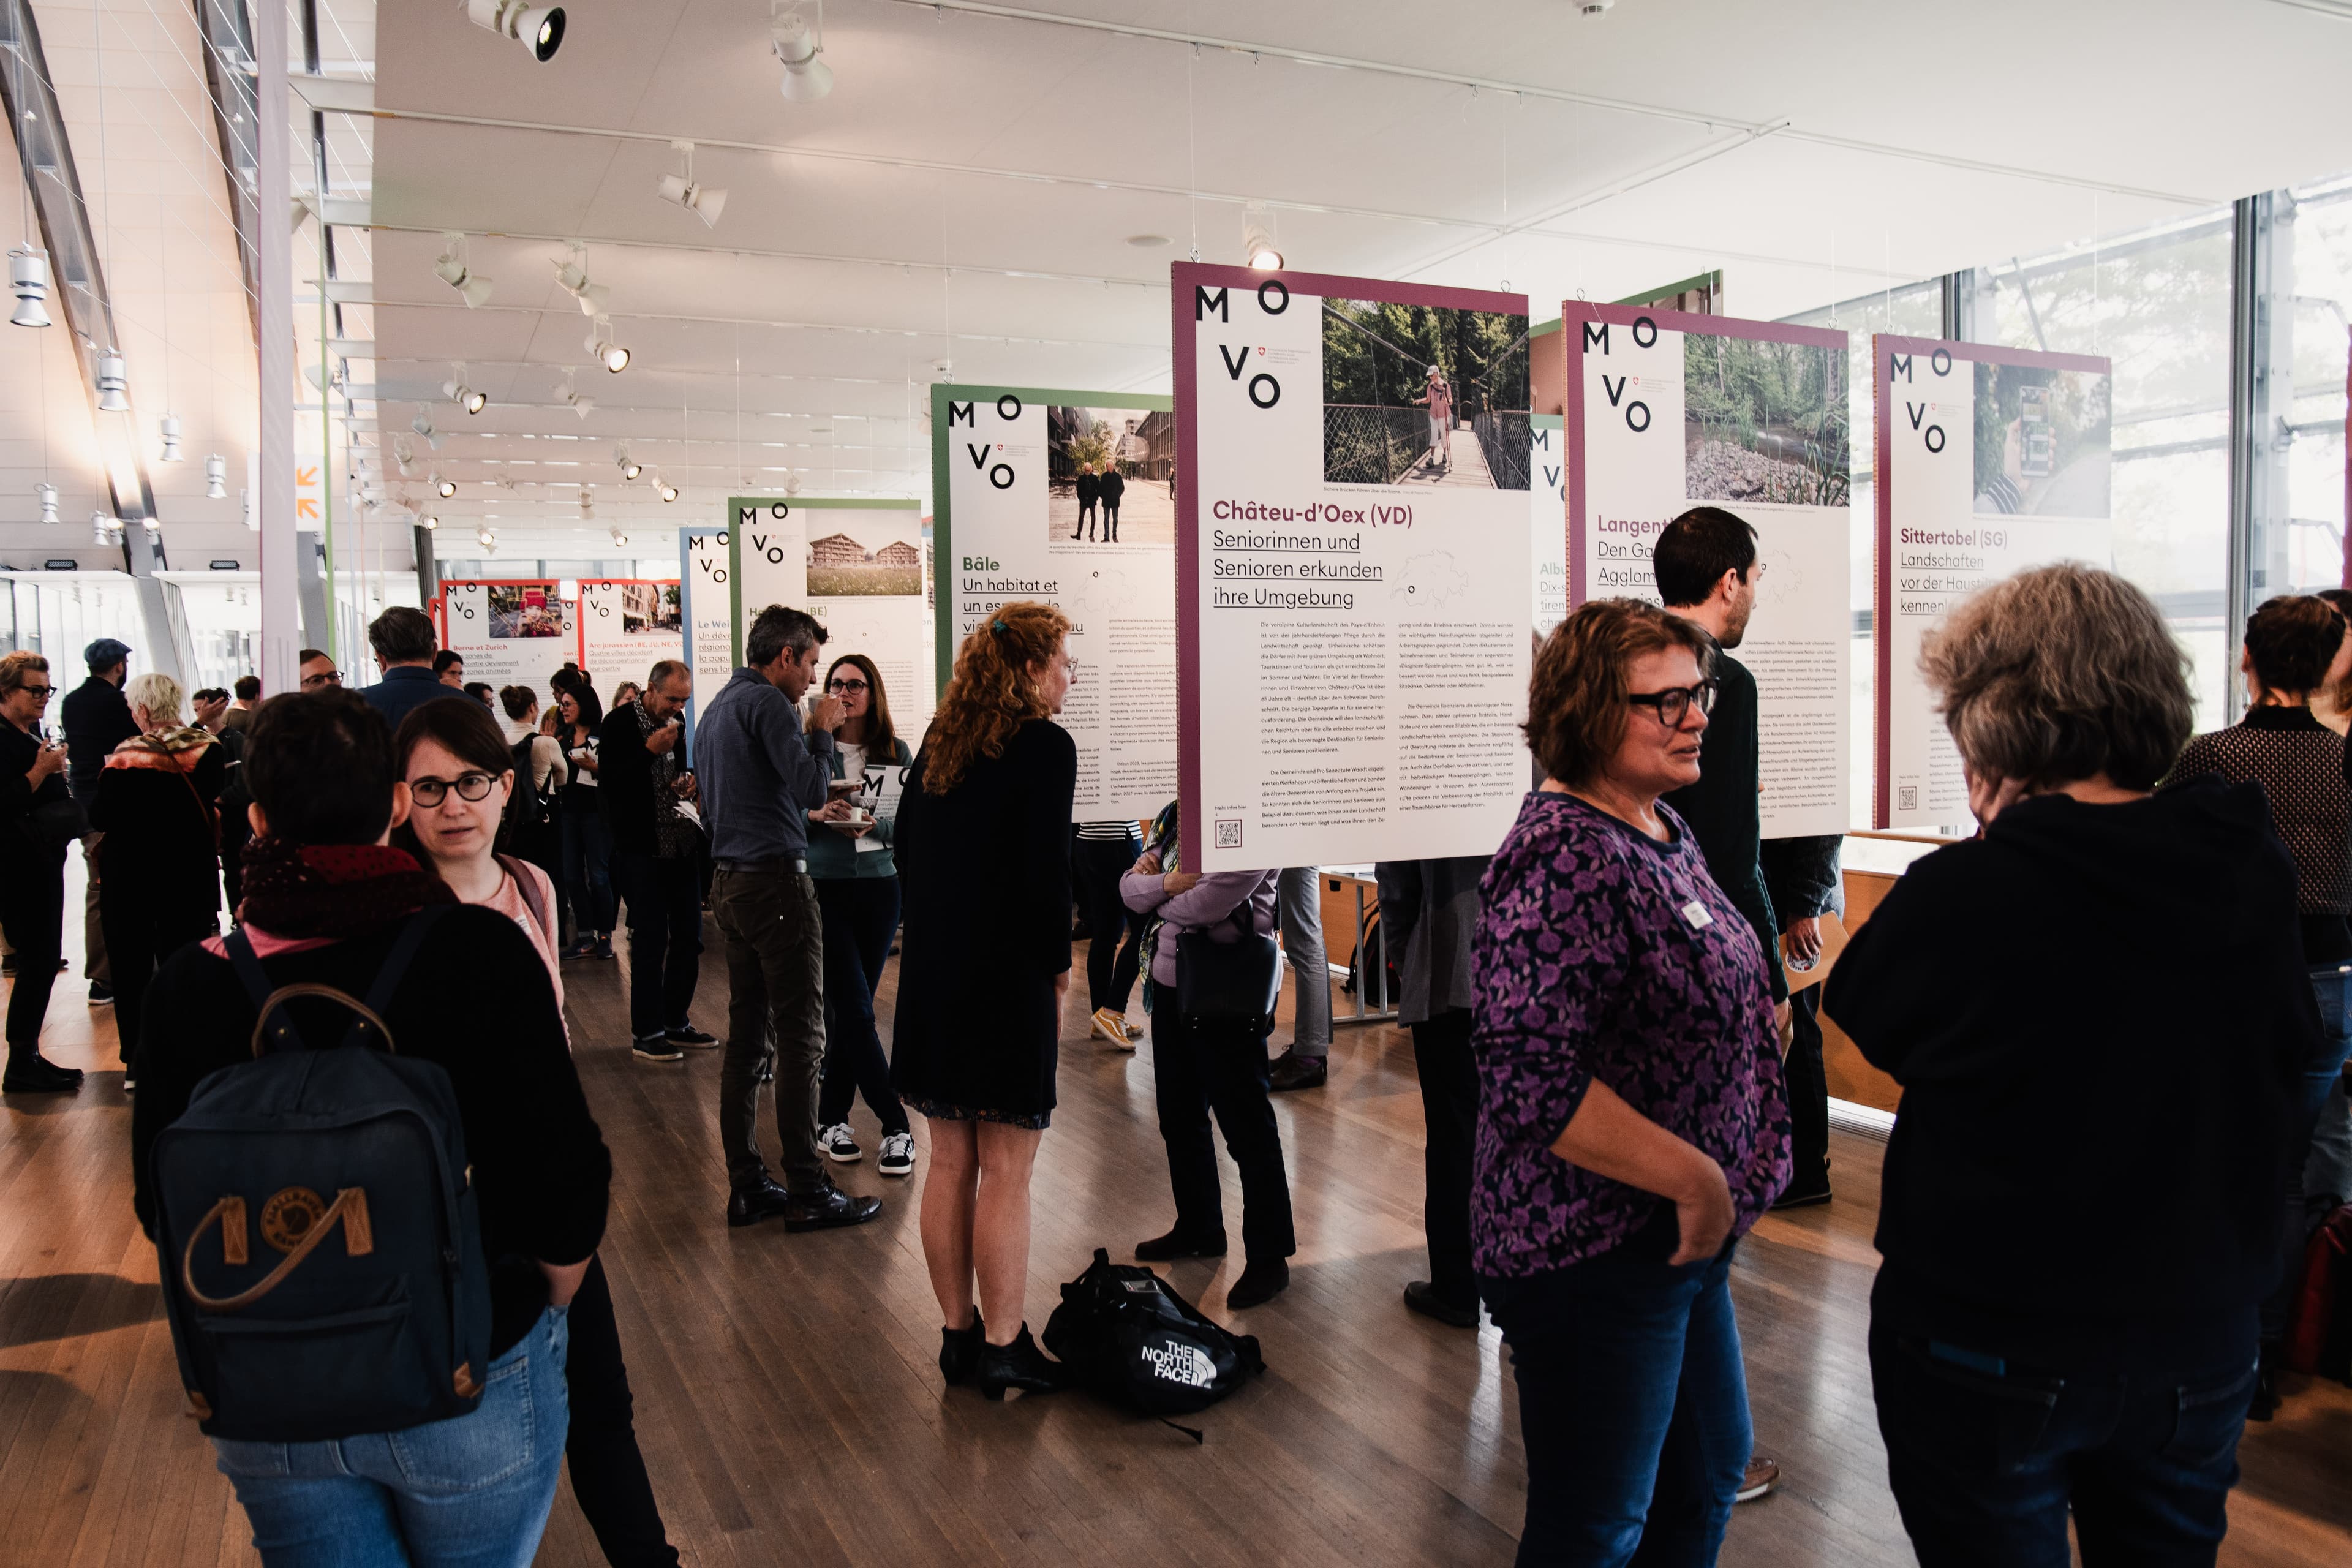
top-left (1173, 893), bottom-right (1283, 1036)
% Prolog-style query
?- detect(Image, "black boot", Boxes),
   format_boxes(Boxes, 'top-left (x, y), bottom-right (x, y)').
top-left (939, 1308), bottom-right (986, 1386)
top-left (975, 1324), bottom-right (1066, 1400)
top-left (3, 1047), bottom-right (83, 1095)
top-left (1136, 1226), bottom-right (1227, 1261)
top-left (1227, 1258), bottom-right (1289, 1309)
top-left (726, 1174), bottom-right (794, 1229)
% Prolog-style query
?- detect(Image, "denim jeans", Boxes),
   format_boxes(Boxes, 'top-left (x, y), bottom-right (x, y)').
top-left (562, 809), bottom-right (614, 935)
top-left (816, 875), bottom-right (909, 1134)
top-left (211, 1306), bottom-right (571, 1568)
top-left (1274, 866), bottom-right (1330, 1056)
top-left (1479, 1217), bottom-right (1751, 1568)
top-left (2267, 966), bottom-right (2352, 1341)
top-left (1869, 1313), bottom-right (2257, 1567)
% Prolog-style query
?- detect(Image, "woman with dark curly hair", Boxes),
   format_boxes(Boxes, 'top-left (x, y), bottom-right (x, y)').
top-left (891, 600), bottom-right (1077, 1399)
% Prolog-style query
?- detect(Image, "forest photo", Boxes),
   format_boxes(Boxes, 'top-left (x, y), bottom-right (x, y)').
top-left (1683, 334), bottom-right (1850, 507)
top-left (1321, 299), bottom-right (1531, 489)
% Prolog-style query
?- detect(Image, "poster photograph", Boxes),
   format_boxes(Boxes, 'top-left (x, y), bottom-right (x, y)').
top-left (933, 385), bottom-right (1178, 823)
top-left (1567, 302), bottom-right (1852, 839)
top-left (487, 582), bottom-right (566, 638)
top-left (435, 579), bottom-right (578, 695)
top-left (730, 496), bottom-right (937, 730)
top-left (1174, 263), bottom-right (1535, 873)
top-left (1875, 337), bottom-right (2114, 830)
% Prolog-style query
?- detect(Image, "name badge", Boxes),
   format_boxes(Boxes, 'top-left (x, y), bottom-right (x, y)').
top-left (1680, 900), bottom-right (1714, 931)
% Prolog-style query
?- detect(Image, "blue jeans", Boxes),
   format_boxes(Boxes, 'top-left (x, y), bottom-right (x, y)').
top-left (1869, 1313), bottom-right (2256, 1567)
top-left (1480, 1216), bottom-right (1752, 1567)
top-left (211, 1306), bottom-right (571, 1568)
top-left (1275, 866), bottom-right (1330, 1055)
top-left (2267, 966), bottom-right (2352, 1341)
top-left (562, 810), bottom-right (614, 936)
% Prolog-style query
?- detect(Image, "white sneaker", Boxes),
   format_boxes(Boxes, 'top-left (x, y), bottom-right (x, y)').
top-left (877, 1131), bottom-right (916, 1177)
top-left (818, 1123), bottom-right (861, 1164)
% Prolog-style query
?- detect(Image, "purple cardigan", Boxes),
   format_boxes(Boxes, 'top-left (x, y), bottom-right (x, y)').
top-left (1121, 867), bottom-right (1279, 989)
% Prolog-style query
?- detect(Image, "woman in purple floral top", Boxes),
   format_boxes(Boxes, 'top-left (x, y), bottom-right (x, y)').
top-left (1474, 599), bottom-right (1790, 1568)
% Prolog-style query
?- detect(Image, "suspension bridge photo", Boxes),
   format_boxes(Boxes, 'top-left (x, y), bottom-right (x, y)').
top-left (1321, 298), bottom-right (1534, 491)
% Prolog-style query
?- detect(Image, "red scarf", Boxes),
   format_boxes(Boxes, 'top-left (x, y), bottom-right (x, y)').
top-left (237, 837), bottom-right (458, 940)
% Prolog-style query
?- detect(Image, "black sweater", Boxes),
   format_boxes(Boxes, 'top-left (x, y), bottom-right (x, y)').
top-left (1660, 640), bottom-right (1785, 1001)
top-left (130, 906), bottom-right (611, 1356)
top-left (1824, 778), bottom-right (2314, 1352)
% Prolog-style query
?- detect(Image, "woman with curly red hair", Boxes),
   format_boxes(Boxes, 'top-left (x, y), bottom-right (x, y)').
top-left (891, 600), bottom-right (1077, 1398)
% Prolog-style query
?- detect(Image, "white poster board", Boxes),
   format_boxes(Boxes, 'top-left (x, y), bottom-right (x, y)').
top-left (1874, 336), bottom-right (2114, 829)
top-left (1174, 263), bottom-right (1535, 872)
top-left (576, 578), bottom-right (685, 695)
top-left (678, 526), bottom-right (731, 752)
top-left (1532, 412), bottom-right (1567, 636)
top-left (932, 385), bottom-right (1178, 823)
top-left (434, 579), bottom-right (578, 697)
top-left (729, 496), bottom-right (935, 729)
top-left (1566, 304), bottom-right (1853, 839)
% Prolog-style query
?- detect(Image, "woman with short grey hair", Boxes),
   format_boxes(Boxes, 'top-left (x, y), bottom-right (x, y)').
top-left (1826, 563), bottom-right (2318, 1566)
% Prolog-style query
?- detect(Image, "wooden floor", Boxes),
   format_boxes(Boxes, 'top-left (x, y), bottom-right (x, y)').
top-left (3, 884), bottom-right (2349, 1566)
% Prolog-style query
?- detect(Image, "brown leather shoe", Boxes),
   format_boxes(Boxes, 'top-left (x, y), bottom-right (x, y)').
top-left (1267, 1050), bottom-right (1327, 1091)
top-left (1736, 1454), bottom-right (1779, 1502)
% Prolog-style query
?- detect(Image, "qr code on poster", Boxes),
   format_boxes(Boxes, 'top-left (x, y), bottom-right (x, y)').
top-left (1215, 820), bottom-right (1243, 850)
top-left (1898, 786), bottom-right (1918, 813)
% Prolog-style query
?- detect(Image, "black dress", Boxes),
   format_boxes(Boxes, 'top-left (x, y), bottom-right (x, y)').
top-left (890, 717), bottom-right (1075, 1126)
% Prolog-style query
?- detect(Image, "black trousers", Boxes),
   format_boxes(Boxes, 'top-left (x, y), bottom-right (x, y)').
top-left (1102, 500), bottom-right (1121, 540)
top-left (611, 852), bottom-right (704, 1041)
top-left (1152, 1012), bottom-right (1295, 1263)
top-left (0, 847), bottom-right (64, 1054)
top-left (1785, 984), bottom-right (1829, 1193)
top-left (101, 888), bottom-right (214, 1070)
top-left (1411, 1008), bottom-right (1479, 1309)
top-left (816, 876), bottom-right (908, 1134)
top-left (565, 1255), bottom-right (679, 1568)
top-left (1071, 835), bottom-right (1144, 1014)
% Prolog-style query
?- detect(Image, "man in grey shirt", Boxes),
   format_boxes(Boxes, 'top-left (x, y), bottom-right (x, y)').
top-left (697, 604), bottom-right (881, 1234)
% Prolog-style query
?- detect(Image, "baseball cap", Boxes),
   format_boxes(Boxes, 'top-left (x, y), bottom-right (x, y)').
top-left (84, 637), bottom-right (132, 669)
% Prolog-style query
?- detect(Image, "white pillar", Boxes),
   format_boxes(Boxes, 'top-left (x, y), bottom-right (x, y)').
top-left (255, 0), bottom-right (298, 695)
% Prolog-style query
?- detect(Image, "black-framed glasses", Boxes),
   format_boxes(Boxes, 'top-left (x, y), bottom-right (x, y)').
top-left (18, 684), bottom-right (53, 700)
top-left (826, 677), bottom-right (869, 694)
top-left (1626, 680), bottom-right (1717, 728)
top-left (301, 669), bottom-right (341, 688)
top-left (410, 771), bottom-right (500, 807)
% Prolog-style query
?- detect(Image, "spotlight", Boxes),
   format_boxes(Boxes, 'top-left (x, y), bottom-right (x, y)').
top-left (610, 525), bottom-right (628, 548)
top-left (35, 481), bottom-right (58, 524)
top-left (656, 475), bottom-right (679, 503)
top-left (434, 473), bottom-right (459, 500)
top-left (432, 232), bottom-right (494, 308)
top-left (772, 6), bottom-right (833, 101)
top-left (160, 414), bottom-right (184, 461)
top-left (92, 510), bottom-right (116, 544)
top-left (204, 454), bottom-right (228, 499)
top-left (1242, 205), bottom-right (1283, 271)
top-left (615, 445), bottom-right (642, 481)
top-left (443, 365), bottom-right (487, 415)
top-left (420, 514), bottom-right (440, 530)
top-left (655, 141), bottom-right (728, 229)
top-left (464, 0), bottom-right (564, 62)
top-left (393, 434), bottom-right (419, 474)
top-left (478, 526), bottom-right (497, 551)
top-left (557, 369), bottom-right (595, 420)
top-left (411, 407), bottom-right (443, 448)
top-left (783, 467), bottom-right (805, 496)
top-left (95, 347), bottom-right (130, 412)
top-left (9, 246), bottom-right (50, 328)
top-left (586, 317), bottom-right (630, 373)
top-left (552, 241), bottom-right (609, 316)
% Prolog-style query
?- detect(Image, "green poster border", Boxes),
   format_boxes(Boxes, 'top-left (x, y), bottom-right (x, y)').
top-left (723, 494), bottom-right (923, 665)
top-left (928, 383), bottom-right (1176, 693)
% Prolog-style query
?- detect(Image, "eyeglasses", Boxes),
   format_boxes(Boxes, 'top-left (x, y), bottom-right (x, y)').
top-left (826, 677), bottom-right (869, 694)
top-left (1062, 657), bottom-right (1082, 677)
top-left (17, 684), bottom-right (53, 699)
top-left (301, 669), bottom-right (342, 688)
top-left (1625, 680), bottom-right (1717, 728)
top-left (409, 771), bottom-right (500, 807)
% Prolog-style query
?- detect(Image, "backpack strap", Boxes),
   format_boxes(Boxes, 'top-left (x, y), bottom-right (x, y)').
top-left (229, 905), bottom-right (449, 1058)
top-left (496, 854), bottom-right (553, 948)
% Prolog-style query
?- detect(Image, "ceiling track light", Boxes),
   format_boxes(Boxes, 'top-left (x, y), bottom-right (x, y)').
top-left (160, 414), bottom-right (184, 462)
top-left (478, 527), bottom-right (497, 552)
top-left (204, 454), bottom-right (228, 499)
top-left (34, 481), bottom-right (58, 525)
top-left (393, 433), bottom-right (419, 473)
top-left (585, 315), bottom-right (630, 374)
top-left (772, 2), bottom-right (834, 101)
top-left (95, 347), bottom-right (130, 412)
top-left (420, 514), bottom-right (440, 530)
top-left (1242, 203), bottom-right (1283, 271)
top-left (552, 241), bottom-right (609, 317)
top-left (443, 363), bottom-right (487, 415)
top-left (655, 474), bottom-right (679, 503)
top-left (609, 525), bottom-right (628, 548)
top-left (615, 444), bottom-right (642, 480)
top-left (557, 368), bottom-right (595, 420)
top-left (432, 230), bottom-right (494, 308)
top-left (464, 0), bottom-right (565, 62)
top-left (433, 470), bottom-right (459, 500)
top-left (655, 140), bottom-right (728, 229)
top-left (412, 406), bottom-right (443, 448)
top-left (9, 246), bottom-right (50, 328)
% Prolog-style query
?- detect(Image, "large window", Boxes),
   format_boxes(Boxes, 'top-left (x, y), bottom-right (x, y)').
top-left (2283, 176), bottom-right (2352, 598)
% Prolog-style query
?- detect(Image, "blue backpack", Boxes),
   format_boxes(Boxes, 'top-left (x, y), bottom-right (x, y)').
top-left (150, 906), bottom-right (495, 1442)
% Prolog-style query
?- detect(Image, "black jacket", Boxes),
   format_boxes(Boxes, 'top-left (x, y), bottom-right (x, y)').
top-left (1098, 470), bottom-right (1126, 506)
top-left (1660, 640), bottom-right (1784, 1000)
top-left (91, 741), bottom-right (227, 930)
top-left (595, 702), bottom-right (680, 858)
top-left (1760, 834), bottom-right (1844, 925)
top-left (1824, 777), bottom-right (2313, 1341)
top-left (1075, 472), bottom-right (1100, 505)
top-left (0, 717), bottom-right (72, 867)
top-left (61, 674), bottom-right (138, 802)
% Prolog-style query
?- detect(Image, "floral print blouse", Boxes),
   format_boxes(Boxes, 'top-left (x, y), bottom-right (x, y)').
top-left (1471, 791), bottom-right (1792, 1277)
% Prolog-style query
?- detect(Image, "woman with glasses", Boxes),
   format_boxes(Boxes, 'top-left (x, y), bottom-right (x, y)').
top-left (1472, 598), bottom-right (1790, 1567)
top-left (555, 684), bottom-right (615, 960)
top-left (806, 652), bottom-right (918, 1177)
top-left (0, 652), bottom-right (81, 1093)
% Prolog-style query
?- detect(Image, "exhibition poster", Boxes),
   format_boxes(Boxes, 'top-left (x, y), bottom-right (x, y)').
top-left (678, 525), bottom-right (730, 750)
top-left (1874, 335), bottom-right (2114, 829)
top-left (433, 579), bottom-right (578, 695)
top-left (930, 382), bottom-right (1178, 823)
top-left (1173, 262), bottom-right (1536, 873)
top-left (576, 578), bottom-right (685, 695)
top-left (1533, 412), bottom-right (1567, 635)
top-left (1566, 302), bottom-right (1853, 838)
top-left (728, 495), bottom-right (936, 729)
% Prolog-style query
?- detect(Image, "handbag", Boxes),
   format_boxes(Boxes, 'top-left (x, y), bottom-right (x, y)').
top-left (1173, 894), bottom-right (1283, 1035)
top-left (22, 793), bottom-right (88, 848)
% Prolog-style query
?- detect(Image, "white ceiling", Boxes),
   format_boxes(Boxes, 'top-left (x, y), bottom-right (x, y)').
top-left (9, 0), bottom-right (2352, 569)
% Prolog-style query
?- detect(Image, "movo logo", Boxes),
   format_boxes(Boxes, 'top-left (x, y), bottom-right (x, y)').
top-left (1139, 1338), bottom-right (1215, 1388)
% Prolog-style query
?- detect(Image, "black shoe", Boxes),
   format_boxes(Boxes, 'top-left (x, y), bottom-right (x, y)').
top-left (2247, 1364), bottom-right (2282, 1423)
top-left (87, 982), bottom-right (114, 1005)
top-left (1268, 1050), bottom-right (1327, 1092)
top-left (666, 1025), bottom-right (718, 1047)
top-left (783, 1180), bottom-right (883, 1232)
top-left (1770, 1180), bottom-right (1832, 1212)
top-left (976, 1324), bottom-right (1067, 1400)
top-left (726, 1175), bottom-right (795, 1229)
top-left (1403, 1280), bottom-right (1479, 1328)
top-left (1135, 1227), bottom-right (1227, 1261)
top-left (940, 1309), bottom-right (987, 1386)
top-left (2, 1055), bottom-right (83, 1094)
top-left (1227, 1258), bottom-right (1289, 1309)
top-left (631, 1033), bottom-right (685, 1063)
